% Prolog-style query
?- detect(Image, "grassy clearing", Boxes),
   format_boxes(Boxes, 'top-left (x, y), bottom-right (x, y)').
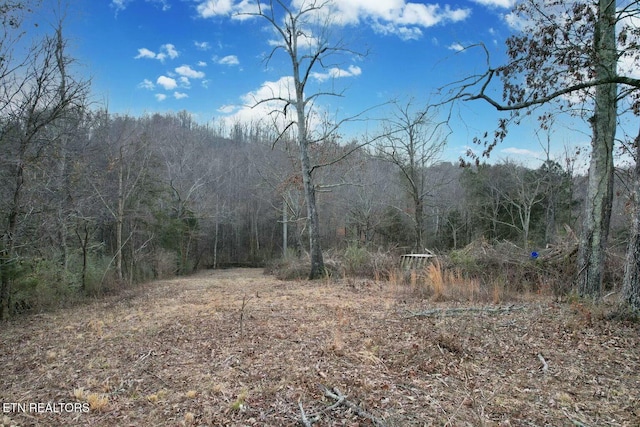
top-left (0, 268), bottom-right (638, 426)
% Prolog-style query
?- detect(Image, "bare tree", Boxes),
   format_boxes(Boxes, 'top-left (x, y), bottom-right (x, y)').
top-left (493, 161), bottom-right (547, 251)
top-left (88, 113), bottom-right (155, 283)
top-left (246, 0), bottom-right (363, 278)
top-left (151, 112), bottom-right (221, 274)
top-left (429, 163), bottom-right (469, 249)
top-left (342, 157), bottom-right (394, 246)
top-left (447, 0), bottom-right (640, 300)
top-left (0, 16), bottom-right (89, 319)
top-left (623, 126), bottom-right (640, 311)
top-left (376, 100), bottom-right (448, 252)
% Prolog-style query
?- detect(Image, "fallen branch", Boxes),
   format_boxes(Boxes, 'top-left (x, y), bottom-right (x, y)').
top-left (562, 408), bottom-right (590, 427)
top-left (320, 385), bottom-right (387, 427)
top-left (299, 400), bottom-right (318, 427)
top-left (134, 350), bottom-right (153, 365)
top-left (405, 305), bottom-right (526, 318)
top-left (239, 294), bottom-right (252, 338)
top-left (538, 353), bottom-right (549, 373)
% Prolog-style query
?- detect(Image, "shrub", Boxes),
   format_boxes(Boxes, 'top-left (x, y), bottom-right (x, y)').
top-left (342, 244), bottom-right (370, 277)
top-left (11, 257), bottom-right (76, 314)
top-left (264, 255), bottom-right (311, 280)
top-left (83, 255), bottom-right (117, 296)
top-left (264, 246), bottom-right (398, 281)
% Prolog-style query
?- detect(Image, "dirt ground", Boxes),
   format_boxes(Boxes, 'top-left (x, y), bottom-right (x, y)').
top-left (1, 268), bottom-right (639, 426)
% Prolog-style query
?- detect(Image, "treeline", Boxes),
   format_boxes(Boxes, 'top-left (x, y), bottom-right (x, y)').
top-left (1, 2), bottom-right (635, 318)
top-left (0, 104), bottom-right (634, 315)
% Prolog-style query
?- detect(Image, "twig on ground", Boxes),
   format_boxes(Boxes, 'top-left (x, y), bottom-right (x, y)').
top-left (298, 400), bottom-right (313, 427)
top-left (134, 350), bottom-right (153, 365)
top-left (537, 353), bottom-right (549, 373)
top-left (142, 368), bottom-right (170, 388)
top-left (295, 387), bottom-right (344, 426)
top-left (320, 385), bottom-right (387, 427)
top-left (239, 294), bottom-right (252, 337)
top-left (405, 305), bottom-right (525, 318)
top-left (562, 409), bottom-right (590, 427)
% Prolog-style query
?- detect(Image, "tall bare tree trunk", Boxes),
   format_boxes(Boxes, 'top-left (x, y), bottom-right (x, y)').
top-left (116, 147), bottom-right (124, 282)
top-left (623, 127), bottom-right (640, 310)
top-left (414, 197), bottom-right (424, 252)
top-left (576, 0), bottom-right (617, 299)
top-left (296, 96), bottom-right (325, 279)
top-left (282, 198), bottom-right (288, 257)
top-left (76, 222), bottom-right (89, 292)
top-left (0, 156), bottom-right (24, 320)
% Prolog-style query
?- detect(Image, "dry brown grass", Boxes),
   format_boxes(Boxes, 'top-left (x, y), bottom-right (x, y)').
top-left (393, 259), bottom-right (487, 303)
top-left (0, 268), bottom-right (639, 426)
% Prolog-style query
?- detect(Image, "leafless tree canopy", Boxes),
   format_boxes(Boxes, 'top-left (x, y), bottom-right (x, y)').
top-left (0, 0), bottom-right (638, 318)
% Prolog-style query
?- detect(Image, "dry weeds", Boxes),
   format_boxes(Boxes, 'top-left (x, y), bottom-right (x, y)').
top-left (1, 268), bottom-right (639, 426)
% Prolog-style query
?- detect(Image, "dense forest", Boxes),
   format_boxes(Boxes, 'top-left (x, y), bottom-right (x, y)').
top-left (1, 0), bottom-right (638, 318)
top-left (0, 104), bottom-right (633, 314)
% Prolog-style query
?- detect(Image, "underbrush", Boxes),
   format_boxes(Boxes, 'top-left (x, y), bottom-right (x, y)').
top-left (264, 245), bottom-right (398, 281)
top-left (265, 239), bottom-right (626, 305)
top-left (7, 254), bottom-right (121, 315)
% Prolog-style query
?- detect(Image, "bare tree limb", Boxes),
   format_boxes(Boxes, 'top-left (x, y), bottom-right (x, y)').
top-left (298, 402), bottom-right (311, 427)
top-left (320, 385), bottom-right (387, 427)
top-left (537, 353), bottom-right (549, 373)
top-left (442, 42), bottom-right (640, 112)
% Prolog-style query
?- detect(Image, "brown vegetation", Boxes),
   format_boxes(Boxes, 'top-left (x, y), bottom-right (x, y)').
top-left (1, 268), bottom-right (638, 426)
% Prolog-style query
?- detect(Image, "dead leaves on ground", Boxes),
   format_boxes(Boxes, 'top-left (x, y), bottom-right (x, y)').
top-left (0, 268), bottom-right (639, 426)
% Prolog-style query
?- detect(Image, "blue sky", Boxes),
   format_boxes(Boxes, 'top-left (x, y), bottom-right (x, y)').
top-left (24, 0), bottom-right (592, 167)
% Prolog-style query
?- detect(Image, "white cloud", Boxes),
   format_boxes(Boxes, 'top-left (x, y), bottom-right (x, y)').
top-left (241, 76), bottom-right (295, 106)
top-left (155, 93), bottom-right (167, 101)
top-left (137, 79), bottom-right (155, 90)
top-left (447, 42), bottom-right (465, 52)
top-left (196, 0), bottom-right (261, 19)
top-left (195, 41), bottom-right (211, 50)
top-left (179, 76), bottom-right (191, 88)
top-left (501, 147), bottom-right (541, 157)
top-left (267, 30), bottom-right (318, 50)
top-left (397, 3), bottom-right (443, 26)
top-left (166, 44), bottom-right (179, 58)
top-left (373, 22), bottom-right (423, 41)
top-left (175, 65), bottom-right (206, 79)
top-left (111, 0), bottom-right (130, 13)
top-left (218, 77), bottom-right (296, 125)
top-left (217, 105), bottom-right (236, 114)
top-left (135, 44), bottom-right (179, 62)
top-left (293, 0), bottom-right (471, 39)
top-left (174, 92), bottom-right (189, 99)
top-left (217, 55), bottom-right (240, 66)
top-left (504, 11), bottom-right (528, 31)
top-left (135, 48), bottom-right (156, 59)
top-left (618, 14), bottom-right (640, 79)
top-left (197, 0), bottom-right (234, 17)
top-left (156, 43), bottom-right (179, 61)
top-left (311, 65), bottom-right (362, 82)
top-left (157, 76), bottom-right (178, 90)
top-left (197, 61), bottom-right (207, 67)
top-left (197, 0), bottom-right (470, 37)
top-left (147, 0), bottom-right (170, 11)
top-left (471, 0), bottom-right (515, 8)
top-left (216, 77), bottom-right (326, 135)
